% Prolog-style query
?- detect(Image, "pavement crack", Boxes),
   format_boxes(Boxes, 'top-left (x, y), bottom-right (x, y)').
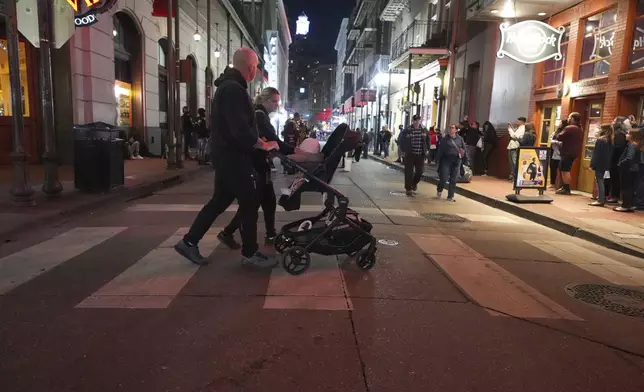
top-left (338, 261), bottom-right (371, 392)
top-left (345, 176), bottom-right (395, 225)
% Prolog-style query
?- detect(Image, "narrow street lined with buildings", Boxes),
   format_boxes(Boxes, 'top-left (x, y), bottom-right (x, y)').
top-left (2, 159), bottom-right (644, 391)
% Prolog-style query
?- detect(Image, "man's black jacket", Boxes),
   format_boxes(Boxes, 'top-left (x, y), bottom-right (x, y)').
top-left (209, 68), bottom-right (257, 162)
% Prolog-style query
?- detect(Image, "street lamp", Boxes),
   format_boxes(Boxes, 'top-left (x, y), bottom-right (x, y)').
top-left (194, 29), bottom-right (201, 42)
top-left (214, 50), bottom-right (220, 58)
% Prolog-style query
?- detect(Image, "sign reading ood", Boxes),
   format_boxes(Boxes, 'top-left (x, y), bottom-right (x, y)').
top-left (497, 20), bottom-right (565, 64)
top-left (65, 0), bottom-right (117, 28)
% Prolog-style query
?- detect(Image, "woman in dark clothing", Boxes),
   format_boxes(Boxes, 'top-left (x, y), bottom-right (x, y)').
top-left (549, 120), bottom-right (567, 187)
top-left (218, 87), bottom-right (294, 247)
top-left (182, 106), bottom-right (195, 159)
top-left (482, 121), bottom-right (497, 175)
top-left (607, 117), bottom-right (628, 203)
top-left (589, 124), bottom-right (613, 206)
top-left (614, 127), bottom-right (642, 212)
top-left (195, 108), bottom-right (210, 164)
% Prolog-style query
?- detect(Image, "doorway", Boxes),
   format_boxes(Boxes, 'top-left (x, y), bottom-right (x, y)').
top-left (113, 12), bottom-right (143, 140)
top-left (579, 101), bottom-right (603, 193)
top-left (539, 103), bottom-right (561, 185)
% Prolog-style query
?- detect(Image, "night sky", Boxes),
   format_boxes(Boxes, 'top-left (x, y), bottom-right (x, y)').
top-left (283, 0), bottom-right (357, 64)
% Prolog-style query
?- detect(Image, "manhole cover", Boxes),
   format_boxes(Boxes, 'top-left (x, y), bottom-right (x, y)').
top-left (565, 284), bottom-right (644, 318)
top-left (421, 212), bottom-right (469, 223)
top-left (378, 239), bottom-right (398, 246)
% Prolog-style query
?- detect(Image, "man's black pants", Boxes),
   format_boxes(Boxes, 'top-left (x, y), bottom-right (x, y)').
top-left (404, 153), bottom-right (425, 190)
top-left (223, 168), bottom-right (277, 237)
top-left (183, 156), bottom-right (258, 257)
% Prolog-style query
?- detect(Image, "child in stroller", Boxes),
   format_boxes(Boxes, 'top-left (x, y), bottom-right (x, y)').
top-left (272, 124), bottom-right (377, 275)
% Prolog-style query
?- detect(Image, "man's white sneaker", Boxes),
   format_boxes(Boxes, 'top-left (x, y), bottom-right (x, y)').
top-left (436, 191), bottom-right (442, 199)
top-left (446, 197), bottom-right (456, 202)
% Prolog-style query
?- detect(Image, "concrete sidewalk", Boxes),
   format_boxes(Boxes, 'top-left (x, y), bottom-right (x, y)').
top-left (369, 154), bottom-right (644, 259)
top-left (0, 158), bottom-right (208, 239)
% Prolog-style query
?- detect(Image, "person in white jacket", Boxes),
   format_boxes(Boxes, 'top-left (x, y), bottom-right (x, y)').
top-left (507, 116), bottom-right (526, 181)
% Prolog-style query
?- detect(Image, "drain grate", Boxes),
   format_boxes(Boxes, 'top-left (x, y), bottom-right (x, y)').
top-left (421, 212), bottom-right (469, 223)
top-left (565, 284), bottom-right (644, 318)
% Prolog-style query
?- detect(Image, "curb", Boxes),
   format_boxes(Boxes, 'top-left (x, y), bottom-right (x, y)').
top-left (370, 155), bottom-right (644, 259)
top-left (1, 166), bottom-right (209, 240)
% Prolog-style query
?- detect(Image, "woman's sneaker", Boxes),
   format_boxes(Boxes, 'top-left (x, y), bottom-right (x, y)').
top-left (446, 197), bottom-right (456, 202)
top-left (217, 231), bottom-right (241, 250)
top-left (265, 234), bottom-right (276, 246)
top-left (436, 191), bottom-right (442, 199)
top-left (242, 251), bottom-right (277, 269)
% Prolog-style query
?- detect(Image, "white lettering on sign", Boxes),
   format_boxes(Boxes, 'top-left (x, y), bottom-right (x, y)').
top-left (497, 20), bottom-right (565, 64)
top-left (74, 11), bottom-right (98, 27)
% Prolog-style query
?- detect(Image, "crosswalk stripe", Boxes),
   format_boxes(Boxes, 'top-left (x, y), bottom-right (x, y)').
top-left (409, 233), bottom-right (582, 320)
top-left (527, 240), bottom-right (644, 287)
top-left (457, 214), bottom-right (519, 224)
top-left (0, 227), bottom-right (127, 295)
top-left (76, 228), bottom-right (220, 309)
top-left (125, 203), bottom-right (419, 217)
top-left (264, 255), bottom-right (352, 311)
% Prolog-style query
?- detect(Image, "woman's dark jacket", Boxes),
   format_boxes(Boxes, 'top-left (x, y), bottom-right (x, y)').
top-left (253, 105), bottom-right (294, 178)
top-left (590, 137), bottom-right (612, 172)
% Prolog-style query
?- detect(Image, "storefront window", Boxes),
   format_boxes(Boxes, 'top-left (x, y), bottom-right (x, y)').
top-left (542, 26), bottom-right (569, 87)
top-left (0, 39), bottom-right (31, 117)
top-left (628, 0), bottom-right (644, 70)
top-left (579, 8), bottom-right (617, 80)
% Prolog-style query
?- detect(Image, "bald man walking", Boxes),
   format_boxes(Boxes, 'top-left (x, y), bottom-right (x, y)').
top-left (175, 48), bottom-right (278, 268)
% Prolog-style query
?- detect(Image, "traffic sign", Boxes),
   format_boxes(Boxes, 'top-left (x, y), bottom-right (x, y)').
top-left (17, 0), bottom-right (39, 48)
top-left (54, 0), bottom-right (76, 49)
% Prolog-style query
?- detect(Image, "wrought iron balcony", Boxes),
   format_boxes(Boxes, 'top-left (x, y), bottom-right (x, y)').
top-left (390, 20), bottom-right (450, 69)
top-left (380, 0), bottom-right (409, 22)
top-left (230, 0), bottom-right (262, 46)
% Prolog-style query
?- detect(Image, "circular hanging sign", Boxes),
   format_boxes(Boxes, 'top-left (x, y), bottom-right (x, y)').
top-left (74, 10), bottom-right (98, 27)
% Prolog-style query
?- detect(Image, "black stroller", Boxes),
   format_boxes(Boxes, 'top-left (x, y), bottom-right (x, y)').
top-left (272, 124), bottom-right (377, 275)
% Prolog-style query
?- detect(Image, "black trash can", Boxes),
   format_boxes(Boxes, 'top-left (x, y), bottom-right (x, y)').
top-left (74, 122), bottom-right (125, 193)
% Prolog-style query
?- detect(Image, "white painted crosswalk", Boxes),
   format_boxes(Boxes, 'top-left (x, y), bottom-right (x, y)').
top-left (408, 233), bottom-right (582, 320)
top-left (125, 203), bottom-right (421, 217)
top-left (3, 224), bottom-right (638, 320)
top-left (0, 227), bottom-right (127, 295)
top-left (526, 240), bottom-right (644, 287)
top-left (77, 228), bottom-right (221, 309)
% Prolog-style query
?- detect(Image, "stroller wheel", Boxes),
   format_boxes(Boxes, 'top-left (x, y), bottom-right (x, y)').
top-left (356, 249), bottom-right (376, 271)
top-left (281, 246), bottom-right (311, 275)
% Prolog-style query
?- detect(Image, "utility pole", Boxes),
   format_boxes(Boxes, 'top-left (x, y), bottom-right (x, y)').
top-left (205, 0), bottom-right (213, 129)
top-left (166, 0), bottom-right (177, 169)
top-left (6, 0), bottom-right (35, 205)
top-left (38, 0), bottom-right (62, 198)
top-left (174, 0), bottom-right (183, 168)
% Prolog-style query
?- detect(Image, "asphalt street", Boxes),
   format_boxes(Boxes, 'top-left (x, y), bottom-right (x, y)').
top-left (1, 158), bottom-right (644, 392)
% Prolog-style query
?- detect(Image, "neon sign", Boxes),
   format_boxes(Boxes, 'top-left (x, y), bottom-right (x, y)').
top-left (497, 20), bottom-right (565, 64)
top-left (66, 0), bottom-right (101, 12)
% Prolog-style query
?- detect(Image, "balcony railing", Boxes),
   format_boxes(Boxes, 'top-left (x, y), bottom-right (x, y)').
top-left (230, 0), bottom-right (262, 46)
top-left (368, 54), bottom-right (390, 82)
top-left (391, 20), bottom-right (450, 61)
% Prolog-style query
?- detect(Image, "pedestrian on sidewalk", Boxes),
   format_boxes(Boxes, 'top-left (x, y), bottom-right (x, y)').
top-left (399, 115), bottom-right (429, 196)
top-left (549, 120), bottom-right (566, 188)
top-left (436, 124), bottom-right (467, 202)
top-left (607, 117), bottom-right (629, 203)
top-left (395, 124), bottom-right (404, 163)
top-left (175, 48), bottom-right (279, 268)
top-left (614, 127), bottom-right (642, 212)
top-left (379, 126), bottom-right (392, 158)
top-left (195, 108), bottom-right (210, 165)
top-left (219, 87), bottom-right (294, 248)
top-left (554, 112), bottom-right (583, 195)
top-left (589, 124), bottom-right (614, 207)
top-left (507, 117), bottom-right (526, 181)
top-left (182, 106), bottom-right (195, 160)
top-left (482, 121), bottom-right (497, 175)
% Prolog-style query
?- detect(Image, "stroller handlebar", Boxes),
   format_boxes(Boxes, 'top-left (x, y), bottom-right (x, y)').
top-left (272, 151), bottom-right (349, 216)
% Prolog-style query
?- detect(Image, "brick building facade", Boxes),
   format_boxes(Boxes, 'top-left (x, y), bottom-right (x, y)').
top-left (530, 0), bottom-right (644, 192)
